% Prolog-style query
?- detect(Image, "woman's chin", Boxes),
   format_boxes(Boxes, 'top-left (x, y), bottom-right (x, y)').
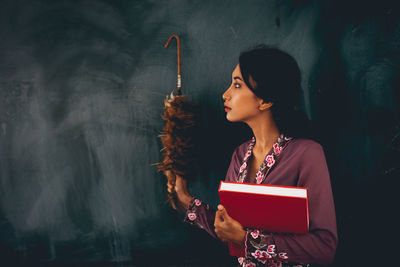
top-left (226, 114), bottom-right (239, 122)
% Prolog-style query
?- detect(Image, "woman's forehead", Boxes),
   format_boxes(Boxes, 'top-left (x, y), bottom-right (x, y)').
top-left (232, 64), bottom-right (242, 77)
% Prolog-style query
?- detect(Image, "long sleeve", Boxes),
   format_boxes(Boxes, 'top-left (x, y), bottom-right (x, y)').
top-left (243, 142), bottom-right (338, 265)
top-left (183, 146), bottom-right (243, 239)
top-left (184, 197), bottom-right (217, 239)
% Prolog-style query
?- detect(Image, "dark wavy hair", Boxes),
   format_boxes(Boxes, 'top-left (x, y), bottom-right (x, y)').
top-left (239, 45), bottom-right (310, 138)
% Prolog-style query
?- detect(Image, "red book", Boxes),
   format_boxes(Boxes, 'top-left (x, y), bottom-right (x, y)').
top-left (218, 181), bottom-right (309, 257)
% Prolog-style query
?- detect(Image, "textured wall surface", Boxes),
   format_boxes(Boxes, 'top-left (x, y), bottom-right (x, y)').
top-left (0, 0), bottom-right (398, 266)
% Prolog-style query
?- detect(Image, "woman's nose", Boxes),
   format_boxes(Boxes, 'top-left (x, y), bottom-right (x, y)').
top-left (222, 88), bottom-right (230, 101)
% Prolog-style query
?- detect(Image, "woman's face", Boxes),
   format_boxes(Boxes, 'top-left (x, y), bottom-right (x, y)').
top-left (222, 64), bottom-right (261, 122)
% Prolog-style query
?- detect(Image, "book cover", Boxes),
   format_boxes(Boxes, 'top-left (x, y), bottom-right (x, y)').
top-left (218, 181), bottom-right (309, 257)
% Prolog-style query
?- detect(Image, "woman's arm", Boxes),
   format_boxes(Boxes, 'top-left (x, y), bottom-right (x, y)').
top-left (172, 145), bottom-right (244, 239)
top-left (167, 174), bottom-right (193, 209)
top-left (184, 197), bottom-right (218, 239)
top-left (168, 175), bottom-right (218, 239)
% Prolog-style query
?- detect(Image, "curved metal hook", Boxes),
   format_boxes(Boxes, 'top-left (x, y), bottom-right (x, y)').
top-left (164, 34), bottom-right (182, 95)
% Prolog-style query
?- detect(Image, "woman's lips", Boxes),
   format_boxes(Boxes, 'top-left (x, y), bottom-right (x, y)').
top-left (224, 106), bottom-right (231, 112)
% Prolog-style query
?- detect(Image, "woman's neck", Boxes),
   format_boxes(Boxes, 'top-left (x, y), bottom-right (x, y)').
top-left (246, 112), bottom-right (280, 154)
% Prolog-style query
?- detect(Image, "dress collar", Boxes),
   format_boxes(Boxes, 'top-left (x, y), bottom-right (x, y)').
top-left (237, 134), bottom-right (292, 184)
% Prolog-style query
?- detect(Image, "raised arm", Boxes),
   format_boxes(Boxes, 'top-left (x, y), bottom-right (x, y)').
top-left (167, 173), bottom-right (218, 238)
top-left (179, 145), bottom-right (244, 239)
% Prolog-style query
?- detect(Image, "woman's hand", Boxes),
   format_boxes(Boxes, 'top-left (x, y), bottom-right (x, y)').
top-left (214, 205), bottom-right (246, 245)
top-left (166, 173), bottom-right (193, 209)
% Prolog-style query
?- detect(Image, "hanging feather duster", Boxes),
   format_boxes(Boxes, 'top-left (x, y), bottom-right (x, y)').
top-left (157, 34), bottom-right (198, 210)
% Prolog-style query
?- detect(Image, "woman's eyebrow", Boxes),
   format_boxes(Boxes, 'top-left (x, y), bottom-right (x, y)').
top-left (233, 76), bottom-right (243, 81)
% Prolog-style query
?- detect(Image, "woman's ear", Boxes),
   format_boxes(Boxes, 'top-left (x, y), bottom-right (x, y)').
top-left (259, 100), bottom-right (273, 111)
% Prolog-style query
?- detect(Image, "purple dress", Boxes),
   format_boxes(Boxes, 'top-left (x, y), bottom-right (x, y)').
top-left (184, 136), bottom-right (338, 267)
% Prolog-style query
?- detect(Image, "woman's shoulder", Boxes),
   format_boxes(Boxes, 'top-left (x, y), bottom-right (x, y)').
top-left (229, 139), bottom-right (253, 160)
top-left (285, 138), bottom-right (324, 155)
top-left (235, 139), bottom-right (253, 153)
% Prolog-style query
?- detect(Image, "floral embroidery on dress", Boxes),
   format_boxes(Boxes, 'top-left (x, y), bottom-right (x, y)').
top-left (187, 213), bottom-right (196, 221)
top-left (244, 262), bottom-right (256, 267)
top-left (244, 150), bottom-right (252, 160)
top-left (240, 162), bottom-right (248, 173)
top-left (265, 155), bottom-right (275, 168)
top-left (267, 245), bottom-right (276, 254)
top-left (273, 143), bottom-right (282, 154)
top-left (255, 171), bottom-right (264, 184)
top-left (237, 134), bottom-right (292, 184)
top-left (185, 198), bottom-right (210, 229)
top-left (194, 199), bottom-right (202, 206)
top-left (251, 249), bottom-right (272, 264)
top-left (243, 229), bottom-right (311, 266)
top-left (250, 230), bottom-right (260, 239)
top-left (278, 252), bottom-right (288, 260)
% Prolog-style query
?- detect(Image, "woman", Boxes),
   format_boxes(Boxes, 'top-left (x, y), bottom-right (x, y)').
top-left (167, 46), bottom-right (338, 267)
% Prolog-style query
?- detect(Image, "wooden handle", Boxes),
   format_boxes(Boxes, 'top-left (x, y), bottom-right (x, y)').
top-left (164, 34), bottom-right (182, 94)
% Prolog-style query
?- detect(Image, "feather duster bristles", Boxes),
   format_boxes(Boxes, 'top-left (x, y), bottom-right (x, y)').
top-left (157, 94), bottom-right (198, 209)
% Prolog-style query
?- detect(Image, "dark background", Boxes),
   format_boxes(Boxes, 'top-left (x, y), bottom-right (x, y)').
top-left (0, 0), bottom-right (399, 266)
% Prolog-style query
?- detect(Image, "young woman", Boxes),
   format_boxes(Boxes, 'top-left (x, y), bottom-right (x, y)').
top-left (167, 46), bottom-right (338, 267)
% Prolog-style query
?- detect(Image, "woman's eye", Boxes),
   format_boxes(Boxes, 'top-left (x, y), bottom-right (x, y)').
top-left (234, 83), bottom-right (241, 88)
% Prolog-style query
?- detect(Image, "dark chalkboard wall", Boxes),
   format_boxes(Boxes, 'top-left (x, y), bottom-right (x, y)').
top-left (0, 0), bottom-right (399, 266)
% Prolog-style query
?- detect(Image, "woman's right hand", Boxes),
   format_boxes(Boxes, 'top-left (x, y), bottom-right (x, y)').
top-left (166, 173), bottom-right (193, 209)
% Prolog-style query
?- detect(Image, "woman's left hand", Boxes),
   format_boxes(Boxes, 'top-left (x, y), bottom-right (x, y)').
top-left (214, 205), bottom-right (246, 245)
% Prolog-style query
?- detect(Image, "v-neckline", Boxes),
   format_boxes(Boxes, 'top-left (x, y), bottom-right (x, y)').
top-left (247, 145), bottom-right (274, 183)
top-left (236, 134), bottom-right (292, 184)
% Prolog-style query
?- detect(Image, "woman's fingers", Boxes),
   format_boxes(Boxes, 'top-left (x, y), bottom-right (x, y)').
top-left (167, 183), bottom-right (173, 193)
top-left (214, 227), bottom-right (227, 243)
top-left (214, 206), bottom-right (245, 244)
top-left (166, 179), bottom-right (175, 194)
top-left (214, 210), bottom-right (227, 242)
top-left (217, 205), bottom-right (231, 221)
top-left (166, 174), bottom-right (186, 197)
top-left (165, 173), bottom-right (193, 208)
